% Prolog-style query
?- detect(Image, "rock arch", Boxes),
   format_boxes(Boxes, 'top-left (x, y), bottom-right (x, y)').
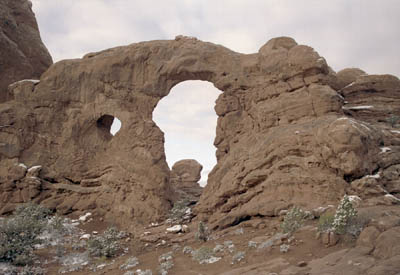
top-left (2, 36), bottom-right (399, 230)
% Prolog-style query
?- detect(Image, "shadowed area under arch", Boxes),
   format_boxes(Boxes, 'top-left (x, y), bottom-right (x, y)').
top-left (153, 80), bottom-right (222, 186)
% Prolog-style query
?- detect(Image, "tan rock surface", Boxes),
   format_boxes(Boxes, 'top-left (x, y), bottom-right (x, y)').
top-left (0, 34), bottom-right (399, 231)
top-left (0, 0), bottom-right (53, 102)
top-left (170, 159), bottom-right (203, 201)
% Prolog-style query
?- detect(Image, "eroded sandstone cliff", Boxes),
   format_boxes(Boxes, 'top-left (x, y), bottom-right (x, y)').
top-left (1, 34), bottom-right (399, 230)
top-left (0, 0), bottom-right (53, 102)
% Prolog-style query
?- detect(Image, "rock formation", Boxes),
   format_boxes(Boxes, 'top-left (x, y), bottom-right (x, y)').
top-left (1, 33), bottom-right (399, 231)
top-left (170, 159), bottom-right (203, 202)
top-left (0, 0), bottom-right (53, 102)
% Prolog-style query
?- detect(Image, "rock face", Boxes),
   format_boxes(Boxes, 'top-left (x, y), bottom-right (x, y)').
top-left (0, 0), bottom-right (53, 102)
top-left (170, 159), bottom-right (203, 201)
top-left (1, 34), bottom-right (400, 230)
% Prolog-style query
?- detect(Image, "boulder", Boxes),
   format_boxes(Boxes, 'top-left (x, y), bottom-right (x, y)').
top-left (170, 159), bottom-right (203, 201)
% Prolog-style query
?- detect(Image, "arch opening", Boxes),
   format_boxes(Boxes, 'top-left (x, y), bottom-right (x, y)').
top-left (96, 114), bottom-right (122, 137)
top-left (153, 80), bottom-right (222, 186)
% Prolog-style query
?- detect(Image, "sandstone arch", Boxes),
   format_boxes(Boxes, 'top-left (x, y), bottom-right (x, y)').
top-left (1, 36), bottom-right (400, 230)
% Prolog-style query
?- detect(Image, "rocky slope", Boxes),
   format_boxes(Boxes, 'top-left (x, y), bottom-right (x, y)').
top-left (1, 34), bottom-right (400, 232)
top-left (0, 0), bottom-right (53, 102)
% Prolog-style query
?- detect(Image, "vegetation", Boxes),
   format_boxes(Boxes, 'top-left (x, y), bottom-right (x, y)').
top-left (87, 227), bottom-right (124, 258)
top-left (387, 115), bottom-right (400, 128)
top-left (169, 198), bottom-right (192, 223)
top-left (192, 246), bottom-right (215, 263)
top-left (332, 195), bottom-right (358, 234)
top-left (0, 203), bottom-right (51, 265)
top-left (317, 195), bottom-right (367, 237)
top-left (318, 213), bottom-right (335, 233)
top-left (280, 206), bottom-right (308, 235)
top-left (195, 221), bottom-right (209, 242)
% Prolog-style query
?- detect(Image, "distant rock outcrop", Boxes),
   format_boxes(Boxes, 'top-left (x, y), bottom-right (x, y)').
top-left (0, 0), bottom-right (53, 102)
top-left (170, 159), bottom-right (203, 202)
top-left (1, 33), bottom-right (399, 230)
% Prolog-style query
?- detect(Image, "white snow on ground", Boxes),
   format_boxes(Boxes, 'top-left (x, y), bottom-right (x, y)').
top-left (336, 117), bottom-right (371, 133)
top-left (391, 130), bottom-right (400, 134)
top-left (18, 163), bottom-right (27, 169)
top-left (78, 212), bottom-right (92, 222)
top-left (336, 93), bottom-right (344, 100)
top-left (343, 82), bottom-right (355, 89)
top-left (28, 165), bottom-right (42, 172)
top-left (11, 79), bottom-right (40, 86)
top-left (385, 194), bottom-right (400, 202)
top-left (380, 147), bottom-right (391, 153)
top-left (342, 105), bottom-right (374, 110)
top-left (366, 173), bottom-right (380, 179)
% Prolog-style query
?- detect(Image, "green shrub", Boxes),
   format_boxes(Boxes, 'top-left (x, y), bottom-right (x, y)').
top-left (318, 213), bottom-right (335, 233)
top-left (13, 203), bottom-right (51, 222)
top-left (87, 227), bottom-right (122, 258)
top-left (0, 203), bottom-right (50, 265)
top-left (169, 198), bottom-right (191, 222)
top-left (280, 206), bottom-right (307, 235)
top-left (332, 195), bottom-right (357, 234)
top-left (192, 246), bottom-right (214, 263)
top-left (195, 221), bottom-right (209, 242)
top-left (387, 115), bottom-right (400, 128)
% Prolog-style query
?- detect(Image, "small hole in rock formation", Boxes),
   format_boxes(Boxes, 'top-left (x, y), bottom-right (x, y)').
top-left (96, 115), bottom-right (122, 137)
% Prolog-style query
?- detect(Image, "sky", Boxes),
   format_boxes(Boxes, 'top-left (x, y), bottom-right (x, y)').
top-left (31, 0), bottom-right (400, 184)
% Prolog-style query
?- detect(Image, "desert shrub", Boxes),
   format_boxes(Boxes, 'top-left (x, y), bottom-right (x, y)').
top-left (0, 203), bottom-right (50, 265)
top-left (87, 227), bottom-right (123, 258)
top-left (332, 195), bottom-right (357, 234)
top-left (195, 221), bottom-right (209, 242)
top-left (317, 213), bottom-right (335, 233)
top-left (13, 203), bottom-right (51, 222)
top-left (280, 206), bottom-right (308, 235)
top-left (169, 198), bottom-right (191, 222)
top-left (19, 265), bottom-right (46, 275)
top-left (192, 247), bottom-right (215, 264)
top-left (387, 115), bottom-right (400, 128)
top-left (345, 213), bottom-right (370, 237)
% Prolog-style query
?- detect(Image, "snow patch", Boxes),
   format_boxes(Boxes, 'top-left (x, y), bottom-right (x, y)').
top-left (14, 79), bottom-right (40, 85)
top-left (17, 163), bottom-right (27, 169)
top-left (28, 165), bottom-right (42, 172)
top-left (78, 212), bottom-right (92, 222)
top-left (343, 82), bottom-right (355, 89)
top-left (342, 105), bottom-right (374, 110)
top-left (380, 147), bottom-right (391, 153)
top-left (385, 194), bottom-right (400, 202)
top-left (391, 130), bottom-right (400, 134)
top-left (365, 173), bottom-right (380, 179)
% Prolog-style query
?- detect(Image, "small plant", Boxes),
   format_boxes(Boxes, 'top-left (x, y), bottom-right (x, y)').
top-left (192, 247), bottom-right (217, 264)
top-left (332, 195), bottom-right (357, 234)
top-left (280, 206), bottom-right (307, 235)
top-left (387, 115), bottom-right (400, 128)
top-left (317, 213), bottom-right (335, 233)
top-left (195, 221), bottom-right (209, 242)
top-left (169, 198), bottom-right (192, 223)
top-left (87, 227), bottom-right (123, 258)
top-left (0, 203), bottom-right (51, 265)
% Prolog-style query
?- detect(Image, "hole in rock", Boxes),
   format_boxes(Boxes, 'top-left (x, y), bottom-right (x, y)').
top-left (153, 80), bottom-right (222, 186)
top-left (96, 115), bottom-right (121, 137)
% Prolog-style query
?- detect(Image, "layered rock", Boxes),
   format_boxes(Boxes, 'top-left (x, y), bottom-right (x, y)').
top-left (0, 0), bottom-right (53, 102)
top-left (170, 159), bottom-right (203, 202)
top-left (0, 35), bottom-right (399, 230)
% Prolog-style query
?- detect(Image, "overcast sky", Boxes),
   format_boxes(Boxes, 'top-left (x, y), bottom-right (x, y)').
top-left (31, 0), bottom-right (400, 184)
